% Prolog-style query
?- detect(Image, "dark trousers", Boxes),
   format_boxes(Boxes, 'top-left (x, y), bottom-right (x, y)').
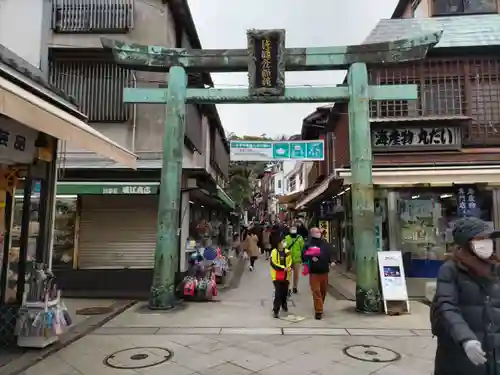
top-left (250, 256), bottom-right (257, 267)
top-left (273, 280), bottom-right (289, 312)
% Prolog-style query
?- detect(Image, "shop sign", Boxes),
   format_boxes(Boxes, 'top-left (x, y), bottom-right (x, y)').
top-left (102, 185), bottom-right (155, 194)
top-left (247, 29), bottom-right (286, 96)
top-left (56, 183), bottom-right (159, 195)
top-left (318, 220), bottom-right (330, 242)
top-left (377, 251), bottom-right (410, 314)
top-left (456, 185), bottom-right (478, 217)
top-left (371, 126), bottom-right (460, 151)
top-left (0, 119), bottom-right (37, 165)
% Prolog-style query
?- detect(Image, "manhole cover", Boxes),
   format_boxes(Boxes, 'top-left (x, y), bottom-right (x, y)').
top-left (104, 347), bottom-right (172, 369)
top-left (343, 345), bottom-right (400, 363)
top-left (76, 306), bottom-right (113, 315)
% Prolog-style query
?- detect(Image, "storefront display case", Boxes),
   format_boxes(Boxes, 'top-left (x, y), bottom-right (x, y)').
top-left (0, 135), bottom-right (61, 348)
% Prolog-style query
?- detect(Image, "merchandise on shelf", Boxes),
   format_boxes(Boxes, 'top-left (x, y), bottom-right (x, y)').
top-left (14, 263), bottom-right (73, 348)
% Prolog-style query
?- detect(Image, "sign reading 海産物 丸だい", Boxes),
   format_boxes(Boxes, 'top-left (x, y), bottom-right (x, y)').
top-left (230, 140), bottom-right (324, 161)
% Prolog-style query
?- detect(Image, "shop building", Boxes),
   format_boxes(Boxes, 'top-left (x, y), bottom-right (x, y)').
top-left (0, 46), bottom-right (136, 347)
top-left (300, 4), bottom-right (500, 297)
top-left (0, 0), bottom-right (233, 297)
top-left (294, 107), bottom-right (342, 259)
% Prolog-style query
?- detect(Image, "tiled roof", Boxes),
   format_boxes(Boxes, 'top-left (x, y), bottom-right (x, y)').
top-left (364, 14), bottom-right (500, 48)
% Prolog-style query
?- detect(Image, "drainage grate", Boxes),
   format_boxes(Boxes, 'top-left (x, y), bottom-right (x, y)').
top-left (343, 345), bottom-right (401, 363)
top-left (76, 306), bottom-right (114, 315)
top-left (104, 347), bottom-right (172, 369)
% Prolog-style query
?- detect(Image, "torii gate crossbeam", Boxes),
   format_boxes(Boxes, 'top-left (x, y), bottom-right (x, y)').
top-left (102, 29), bottom-right (442, 313)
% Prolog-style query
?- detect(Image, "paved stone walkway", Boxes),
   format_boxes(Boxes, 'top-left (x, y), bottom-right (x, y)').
top-left (20, 258), bottom-right (436, 375)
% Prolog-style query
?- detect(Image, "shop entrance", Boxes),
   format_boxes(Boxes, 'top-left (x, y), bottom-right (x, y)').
top-left (103, 29), bottom-right (442, 312)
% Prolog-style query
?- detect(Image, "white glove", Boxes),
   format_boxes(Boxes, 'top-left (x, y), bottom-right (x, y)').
top-left (463, 340), bottom-right (487, 366)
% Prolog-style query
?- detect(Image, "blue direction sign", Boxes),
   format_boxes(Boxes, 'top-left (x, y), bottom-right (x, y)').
top-left (306, 141), bottom-right (324, 159)
top-left (272, 143), bottom-right (290, 159)
top-left (230, 140), bottom-right (324, 161)
top-left (290, 142), bottom-right (306, 159)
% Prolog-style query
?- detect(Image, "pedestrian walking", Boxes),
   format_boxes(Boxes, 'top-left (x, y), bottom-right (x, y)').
top-left (244, 228), bottom-right (259, 271)
top-left (296, 219), bottom-right (308, 240)
top-left (262, 224), bottom-right (272, 260)
top-left (302, 227), bottom-right (335, 320)
top-left (270, 235), bottom-right (292, 318)
top-left (431, 216), bottom-right (500, 375)
top-left (284, 225), bottom-right (305, 294)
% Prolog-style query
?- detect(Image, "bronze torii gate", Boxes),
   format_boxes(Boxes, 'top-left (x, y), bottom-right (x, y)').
top-left (102, 29), bottom-right (442, 312)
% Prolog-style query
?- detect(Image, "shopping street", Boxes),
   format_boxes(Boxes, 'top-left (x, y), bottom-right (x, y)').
top-left (18, 258), bottom-right (436, 375)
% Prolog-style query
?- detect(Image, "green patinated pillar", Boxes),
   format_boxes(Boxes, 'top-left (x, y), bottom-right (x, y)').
top-left (149, 66), bottom-right (188, 309)
top-left (347, 62), bottom-right (381, 313)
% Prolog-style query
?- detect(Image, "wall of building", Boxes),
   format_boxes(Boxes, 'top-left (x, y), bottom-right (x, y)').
top-left (49, 1), bottom-right (179, 167)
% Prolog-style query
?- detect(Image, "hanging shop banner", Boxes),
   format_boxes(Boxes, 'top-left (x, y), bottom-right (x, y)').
top-left (455, 185), bottom-right (479, 217)
top-left (0, 118), bottom-right (37, 165)
top-left (378, 251), bottom-right (410, 314)
top-left (318, 220), bottom-right (329, 242)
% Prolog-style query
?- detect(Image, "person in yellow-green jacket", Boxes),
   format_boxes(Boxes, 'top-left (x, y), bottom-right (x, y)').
top-left (270, 236), bottom-right (292, 318)
top-left (284, 226), bottom-right (305, 295)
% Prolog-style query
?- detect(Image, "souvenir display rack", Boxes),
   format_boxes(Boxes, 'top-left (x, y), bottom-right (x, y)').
top-left (15, 265), bottom-right (72, 348)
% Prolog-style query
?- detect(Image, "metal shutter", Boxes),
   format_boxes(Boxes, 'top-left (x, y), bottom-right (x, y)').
top-left (78, 195), bottom-right (158, 269)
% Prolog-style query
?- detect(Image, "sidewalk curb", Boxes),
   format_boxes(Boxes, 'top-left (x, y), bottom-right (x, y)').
top-left (2, 299), bottom-right (137, 375)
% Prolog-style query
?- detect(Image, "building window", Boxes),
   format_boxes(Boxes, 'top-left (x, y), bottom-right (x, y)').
top-left (51, 0), bottom-right (134, 33)
top-left (49, 57), bottom-right (131, 122)
top-left (277, 180), bottom-right (281, 190)
top-left (421, 78), bottom-right (465, 117)
top-left (432, 0), bottom-right (497, 15)
top-left (289, 176), bottom-right (296, 192)
top-left (467, 74), bottom-right (500, 144)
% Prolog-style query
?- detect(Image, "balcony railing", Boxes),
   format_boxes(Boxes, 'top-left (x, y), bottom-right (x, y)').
top-left (369, 57), bottom-right (500, 145)
top-left (51, 0), bottom-right (134, 33)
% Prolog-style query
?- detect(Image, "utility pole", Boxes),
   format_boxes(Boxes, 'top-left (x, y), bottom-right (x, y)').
top-left (149, 66), bottom-right (187, 309)
top-left (348, 63), bottom-right (380, 313)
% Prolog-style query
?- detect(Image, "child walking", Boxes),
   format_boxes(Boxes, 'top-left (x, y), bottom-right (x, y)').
top-left (269, 236), bottom-right (292, 318)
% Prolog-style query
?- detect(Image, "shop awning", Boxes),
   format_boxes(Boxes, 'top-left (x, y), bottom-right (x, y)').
top-left (295, 174), bottom-right (340, 210)
top-left (278, 190), bottom-right (304, 204)
top-left (0, 75), bottom-right (137, 169)
top-left (216, 186), bottom-right (235, 210)
top-left (337, 165), bottom-right (500, 186)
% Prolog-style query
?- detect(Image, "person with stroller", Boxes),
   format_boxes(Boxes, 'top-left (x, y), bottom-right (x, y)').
top-left (284, 225), bottom-right (305, 294)
top-left (431, 216), bottom-right (500, 375)
top-left (269, 234), bottom-right (292, 318)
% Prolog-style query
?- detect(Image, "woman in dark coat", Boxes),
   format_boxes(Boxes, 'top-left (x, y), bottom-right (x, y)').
top-left (432, 217), bottom-right (500, 375)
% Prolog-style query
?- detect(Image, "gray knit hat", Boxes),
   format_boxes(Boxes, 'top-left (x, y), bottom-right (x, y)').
top-left (452, 217), bottom-right (500, 246)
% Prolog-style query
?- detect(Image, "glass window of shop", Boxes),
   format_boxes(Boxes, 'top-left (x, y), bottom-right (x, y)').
top-left (13, 195), bottom-right (77, 269)
top-left (394, 187), bottom-right (493, 278)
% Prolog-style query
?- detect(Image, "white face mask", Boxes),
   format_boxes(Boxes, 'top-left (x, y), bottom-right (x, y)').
top-left (471, 239), bottom-right (494, 259)
top-left (290, 230), bottom-right (297, 234)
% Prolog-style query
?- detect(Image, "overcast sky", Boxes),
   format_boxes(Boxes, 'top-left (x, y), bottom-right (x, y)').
top-left (187, 0), bottom-right (399, 138)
